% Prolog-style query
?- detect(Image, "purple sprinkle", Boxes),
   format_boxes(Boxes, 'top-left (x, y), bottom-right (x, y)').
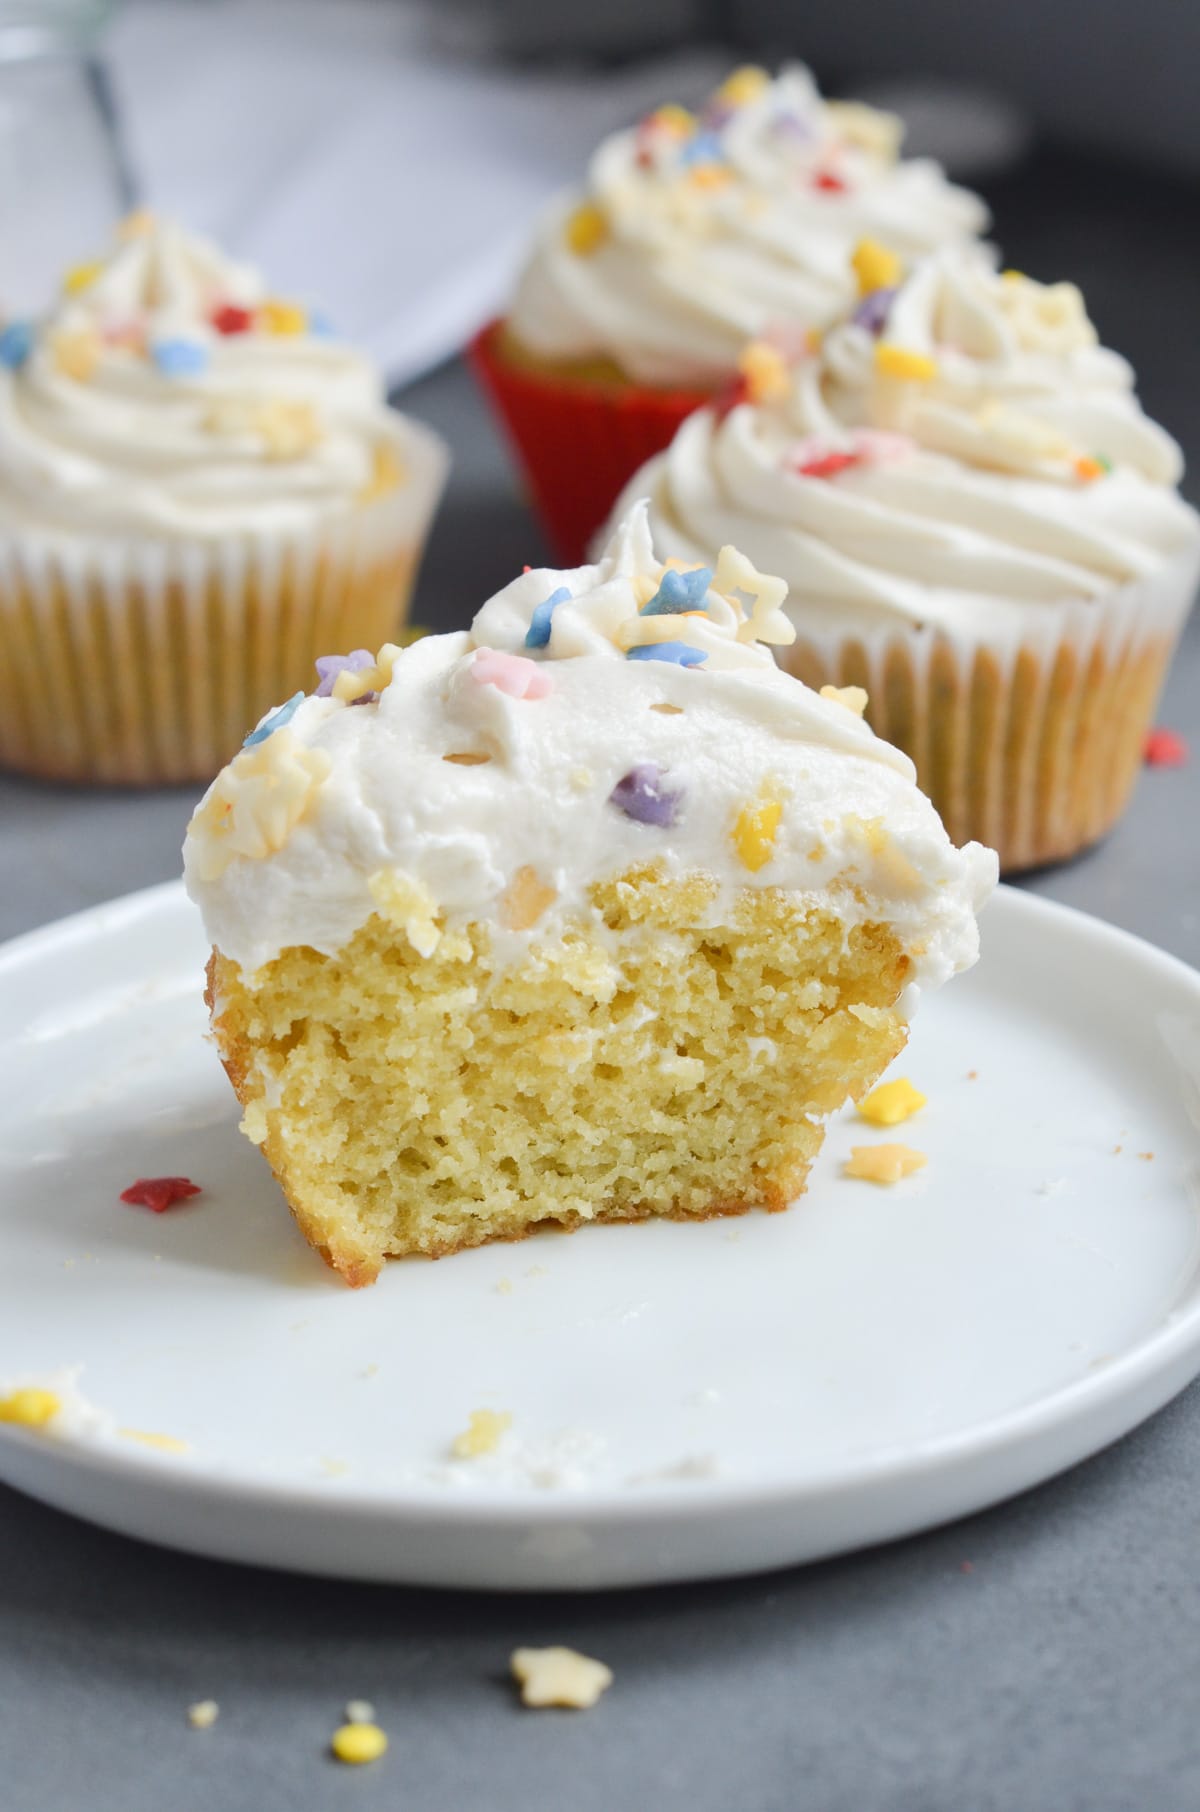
top-left (315, 649), bottom-right (374, 697)
top-left (609, 763), bottom-right (684, 829)
top-left (851, 286), bottom-right (896, 337)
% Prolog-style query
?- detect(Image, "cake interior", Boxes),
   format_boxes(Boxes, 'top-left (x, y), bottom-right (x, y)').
top-left (208, 865), bottom-right (911, 1285)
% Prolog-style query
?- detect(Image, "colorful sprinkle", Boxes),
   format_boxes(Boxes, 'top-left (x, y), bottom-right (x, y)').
top-left (187, 1701), bottom-right (219, 1730)
top-left (119, 1176), bottom-right (202, 1214)
top-left (714, 65), bottom-right (769, 109)
top-left (62, 258), bottom-right (104, 296)
top-left (329, 645), bottom-right (402, 703)
top-left (626, 642), bottom-right (707, 668)
top-left (244, 692), bottom-right (304, 746)
top-left (52, 330), bottom-right (101, 381)
top-left (308, 309), bottom-right (336, 339)
top-left (737, 339), bottom-right (790, 404)
top-left (152, 337), bottom-right (209, 378)
top-left (331, 1723), bottom-right (388, 1766)
top-left (254, 399), bottom-right (321, 459)
top-left (471, 648), bottom-right (554, 699)
top-left (525, 586), bottom-right (571, 650)
top-left (732, 789), bottom-right (783, 872)
top-left (609, 763), bottom-right (684, 828)
top-left (0, 321), bottom-right (33, 369)
top-left (649, 104), bottom-right (696, 137)
top-left (852, 286), bottom-right (896, 336)
top-left (1074, 454), bottom-right (1108, 482)
top-left (844, 1143), bottom-right (927, 1184)
top-left (812, 168), bottom-right (848, 193)
top-left (500, 867), bottom-right (557, 931)
top-left (712, 544), bottom-right (793, 645)
top-left (1144, 727), bottom-right (1188, 768)
top-left (795, 449), bottom-right (858, 479)
top-left (875, 343), bottom-right (938, 382)
top-left (315, 650), bottom-right (374, 698)
top-left (117, 207), bottom-right (156, 240)
top-left (0, 1388), bottom-right (61, 1428)
top-left (858, 1077), bottom-right (926, 1126)
top-left (258, 298), bottom-right (307, 336)
top-left (851, 239), bottom-right (903, 297)
top-left (186, 730), bottom-right (332, 881)
top-left (679, 130), bottom-right (726, 169)
top-left (640, 565), bottom-right (712, 616)
top-left (565, 203), bottom-right (609, 256)
top-left (211, 302), bottom-right (254, 336)
top-left (819, 684), bottom-right (869, 716)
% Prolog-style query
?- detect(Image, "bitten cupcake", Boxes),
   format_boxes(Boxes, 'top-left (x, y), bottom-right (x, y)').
top-left (471, 63), bottom-right (987, 564)
top-left (185, 504), bottom-right (994, 1286)
top-left (0, 214), bottom-right (448, 785)
top-left (611, 251), bottom-right (1200, 870)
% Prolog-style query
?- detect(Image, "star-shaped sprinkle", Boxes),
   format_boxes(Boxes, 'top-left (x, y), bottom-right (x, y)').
top-left (315, 650), bottom-right (375, 698)
top-left (713, 545), bottom-right (794, 646)
top-left (525, 586), bottom-right (571, 649)
top-left (120, 1176), bottom-right (202, 1214)
top-left (471, 648), bottom-right (554, 698)
top-left (1144, 727), bottom-right (1188, 768)
top-left (640, 566), bottom-right (712, 616)
top-left (626, 642), bottom-right (707, 668)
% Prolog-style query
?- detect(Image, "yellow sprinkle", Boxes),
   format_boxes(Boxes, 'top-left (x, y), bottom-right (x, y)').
top-left (732, 789), bottom-right (783, 873)
top-left (187, 1700), bottom-right (219, 1730)
top-left (844, 1143), bottom-right (927, 1184)
top-left (819, 684), bottom-right (868, 717)
top-left (737, 339), bottom-right (790, 405)
top-left (359, 438), bottom-right (405, 502)
top-left (452, 1408), bottom-right (512, 1458)
top-left (119, 1427), bottom-right (191, 1454)
top-left (331, 1722), bottom-right (388, 1765)
top-left (651, 104), bottom-right (696, 136)
top-left (258, 298), bottom-right (308, 336)
top-left (875, 343), bottom-right (938, 383)
top-left (715, 65), bottom-right (769, 109)
top-left (52, 329), bottom-right (101, 382)
top-left (118, 207), bottom-right (157, 240)
top-left (62, 258), bottom-right (104, 295)
top-left (851, 238), bottom-right (903, 297)
top-left (1001, 268), bottom-right (1025, 281)
top-left (857, 1077), bottom-right (926, 1127)
top-left (0, 1387), bottom-right (61, 1428)
top-left (565, 203), bottom-right (609, 256)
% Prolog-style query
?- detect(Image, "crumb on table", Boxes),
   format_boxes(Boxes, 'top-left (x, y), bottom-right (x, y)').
top-left (187, 1700), bottom-right (219, 1730)
top-left (844, 1144), bottom-right (927, 1185)
top-left (452, 1409), bottom-right (512, 1459)
top-left (510, 1646), bottom-right (614, 1710)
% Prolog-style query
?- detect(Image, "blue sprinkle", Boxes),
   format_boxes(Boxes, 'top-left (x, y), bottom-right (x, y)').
top-left (627, 642), bottom-right (707, 668)
top-left (524, 585), bottom-right (571, 650)
top-left (308, 309), bottom-right (336, 339)
top-left (244, 691), bottom-right (304, 747)
top-left (0, 321), bottom-right (33, 370)
top-left (680, 130), bottom-right (726, 167)
top-left (640, 565), bottom-right (713, 617)
top-left (152, 337), bottom-right (209, 378)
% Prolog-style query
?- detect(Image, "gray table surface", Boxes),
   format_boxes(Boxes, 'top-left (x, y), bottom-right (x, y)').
top-left (3, 151), bottom-right (1200, 1812)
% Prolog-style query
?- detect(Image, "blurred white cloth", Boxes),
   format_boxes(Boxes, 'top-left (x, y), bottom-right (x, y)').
top-left (108, 0), bottom-right (726, 385)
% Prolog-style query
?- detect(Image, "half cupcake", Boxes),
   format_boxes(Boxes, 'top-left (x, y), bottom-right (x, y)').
top-left (184, 503), bottom-right (995, 1285)
top-left (0, 214), bottom-right (448, 785)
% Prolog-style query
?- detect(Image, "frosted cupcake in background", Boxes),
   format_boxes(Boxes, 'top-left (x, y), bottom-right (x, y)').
top-left (471, 63), bottom-right (987, 563)
top-left (0, 215), bottom-right (448, 785)
top-left (609, 250), bottom-right (1200, 871)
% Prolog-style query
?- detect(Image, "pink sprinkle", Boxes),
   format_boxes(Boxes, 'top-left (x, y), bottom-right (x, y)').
top-left (1144, 727), bottom-right (1188, 768)
top-left (761, 319), bottom-right (814, 364)
top-left (853, 429), bottom-right (914, 464)
top-left (470, 647), bottom-right (554, 700)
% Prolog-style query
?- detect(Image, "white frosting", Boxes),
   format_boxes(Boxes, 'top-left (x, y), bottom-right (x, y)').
top-left (611, 252), bottom-right (1200, 640)
top-left (185, 504), bottom-right (996, 986)
top-left (0, 217), bottom-right (414, 539)
top-left (508, 65), bottom-right (989, 388)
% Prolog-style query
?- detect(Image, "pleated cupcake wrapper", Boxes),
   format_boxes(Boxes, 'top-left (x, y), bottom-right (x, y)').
top-left (0, 422), bottom-right (448, 787)
top-left (468, 318), bottom-right (710, 566)
top-left (778, 544), bottom-right (1200, 873)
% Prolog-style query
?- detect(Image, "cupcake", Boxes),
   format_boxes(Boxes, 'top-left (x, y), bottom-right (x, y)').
top-left (184, 503), bottom-right (994, 1285)
top-left (610, 251), bottom-right (1200, 871)
top-left (471, 63), bottom-right (987, 564)
top-left (0, 215), bottom-right (448, 785)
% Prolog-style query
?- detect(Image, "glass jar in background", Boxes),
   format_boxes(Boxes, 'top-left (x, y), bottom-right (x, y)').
top-left (0, 0), bottom-right (133, 313)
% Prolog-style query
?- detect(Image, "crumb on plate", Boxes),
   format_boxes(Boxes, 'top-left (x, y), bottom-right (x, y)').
top-left (452, 1409), bottom-right (512, 1459)
top-left (187, 1700), bottom-right (219, 1730)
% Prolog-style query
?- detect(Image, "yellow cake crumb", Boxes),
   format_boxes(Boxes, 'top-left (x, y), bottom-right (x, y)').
top-left (845, 1143), bottom-right (927, 1184)
top-left (187, 1700), bottom-right (219, 1730)
top-left (331, 1722), bottom-right (388, 1765)
top-left (819, 684), bottom-right (868, 717)
top-left (0, 1387), bottom-right (61, 1428)
top-left (511, 1647), bottom-right (613, 1710)
top-left (368, 869), bottom-right (441, 957)
top-left (857, 1077), bottom-right (926, 1126)
top-left (452, 1409), bottom-right (512, 1458)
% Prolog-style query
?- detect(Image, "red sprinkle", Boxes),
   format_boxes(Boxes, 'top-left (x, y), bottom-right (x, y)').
top-left (813, 169), bottom-right (848, 193)
top-left (795, 451), bottom-right (859, 479)
top-left (120, 1177), bottom-right (202, 1214)
top-left (1143, 727), bottom-right (1189, 768)
top-left (211, 303), bottom-right (254, 336)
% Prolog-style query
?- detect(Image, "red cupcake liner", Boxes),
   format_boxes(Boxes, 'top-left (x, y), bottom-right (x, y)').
top-left (468, 319), bottom-right (710, 565)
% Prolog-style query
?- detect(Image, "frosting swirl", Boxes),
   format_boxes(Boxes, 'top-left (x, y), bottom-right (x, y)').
top-left (611, 252), bottom-right (1200, 636)
top-left (507, 64), bottom-right (989, 389)
top-left (185, 504), bottom-right (996, 985)
top-left (0, 216), bottom-right (414, 539)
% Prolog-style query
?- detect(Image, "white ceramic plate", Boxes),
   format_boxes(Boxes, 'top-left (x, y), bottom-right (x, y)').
top-left (1, 882), bottom-right (1198, 1591)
